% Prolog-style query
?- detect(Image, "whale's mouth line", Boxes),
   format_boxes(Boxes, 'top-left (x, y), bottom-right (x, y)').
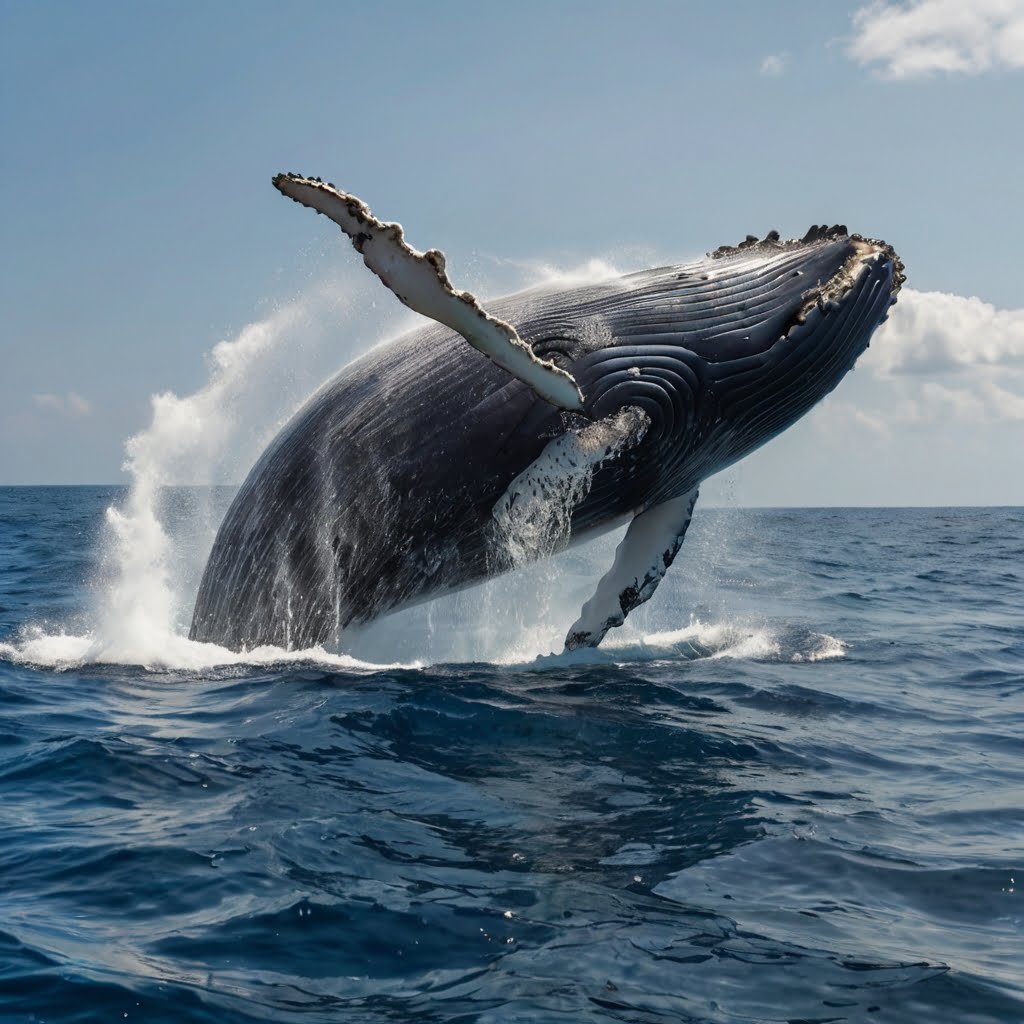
top-left (798, 237), bottom-right (901, 321)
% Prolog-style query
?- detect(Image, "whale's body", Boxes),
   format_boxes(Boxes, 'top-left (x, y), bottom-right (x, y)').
top-left (190, 178), bottom-right (903, 652)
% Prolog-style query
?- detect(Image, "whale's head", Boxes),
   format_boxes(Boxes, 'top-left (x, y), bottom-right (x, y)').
top-left (521, 226), bottom-right (904, 504)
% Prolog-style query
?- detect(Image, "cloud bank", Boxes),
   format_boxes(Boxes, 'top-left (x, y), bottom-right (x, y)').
top-left (820, 287), bottom-right (1024, 431)
top-left (863, 288), bottom-right (1024, 375)
top-left (849, 0), bottom-right (1024, 78)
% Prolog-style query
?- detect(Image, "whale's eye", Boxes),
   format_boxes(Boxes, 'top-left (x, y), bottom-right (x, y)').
top-left (530, 336), bottom-right (576, 371)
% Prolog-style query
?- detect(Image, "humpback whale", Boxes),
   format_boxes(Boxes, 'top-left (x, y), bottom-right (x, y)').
top-left (190, 174), bottom-right (904, 651)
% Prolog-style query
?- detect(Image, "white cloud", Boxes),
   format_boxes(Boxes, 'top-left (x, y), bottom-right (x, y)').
top-left (827, 287), bottom-right (1024, 429)
top-left (32, 393), bottom-right (64, 413)
top-left (863, 288), bottom-right (1024, 375)
top-left (67, 392), bottom-right (92, 416)
top-left (849, 0), bottom-right (1024, 78)
top-left (825, 400), bottom-right (893, 437)
top-left (760, 53), bottom-right (789, 77)
top-left (918, 378), bottom-right (1024, 422)
top-left (32, 391), bottom-right (92, 416)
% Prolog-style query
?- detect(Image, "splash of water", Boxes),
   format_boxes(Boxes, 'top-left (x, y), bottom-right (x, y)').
top-left (94, 290), bottom-right (357, 657)
top-left (7, 275), bottom-right (417, 671)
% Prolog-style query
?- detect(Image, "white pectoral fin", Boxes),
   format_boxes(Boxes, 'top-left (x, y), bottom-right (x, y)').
top-left (272, 173), bottom-right (583, 412)
top-left (565, 488), bottom-right (699, 650)
top-left (492, 406), bottom-right (650, 568)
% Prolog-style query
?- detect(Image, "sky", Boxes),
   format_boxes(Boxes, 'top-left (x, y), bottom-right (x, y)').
top-left (2, 0), bottom-right (1023, 505)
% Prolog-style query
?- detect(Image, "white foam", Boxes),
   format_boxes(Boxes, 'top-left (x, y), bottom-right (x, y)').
top-left (0, 627), bottom-right (415, 674)
top-left (2, 272), bottom-right (418, 675)
top-left (0, 615), bottom-right (844, 674)
top-left (503, 618), bottom-right (847, 670)
top-left (799, 633), bottom-right (848, 662)
top-left (463, 614), bottom-right (787, 671)
top-left (640, 619), bottom-right (781, 661)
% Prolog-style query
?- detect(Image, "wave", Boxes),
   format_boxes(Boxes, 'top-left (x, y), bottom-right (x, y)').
top-left (0, 626), bottom-right (410, 674)
top-left (0, 614), bottom-right (845, 675)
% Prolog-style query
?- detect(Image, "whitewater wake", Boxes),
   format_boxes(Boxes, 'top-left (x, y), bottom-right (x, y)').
top-left (0, 617), bottom-right (845, 674)
top-left (0, 628), bottom-right (405, 674)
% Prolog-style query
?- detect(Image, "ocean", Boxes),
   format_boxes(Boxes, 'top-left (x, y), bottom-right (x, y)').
top-left (0, 486), bottom-right (1021, 1023)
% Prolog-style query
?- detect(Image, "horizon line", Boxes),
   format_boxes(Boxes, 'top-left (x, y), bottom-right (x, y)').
top-left (0, 484), bottom-right (1021, 512)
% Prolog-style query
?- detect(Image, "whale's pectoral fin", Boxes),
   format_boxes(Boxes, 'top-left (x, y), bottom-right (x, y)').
top-left (272, 173), bottom-right (583, 412)
top-left (565, 487), bottom-right (699, 650)
top-left (492, 406), bottom-right (651, 569)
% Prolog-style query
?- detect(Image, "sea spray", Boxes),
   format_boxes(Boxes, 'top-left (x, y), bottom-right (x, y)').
top-left (95, 296), bottom-right (334, 651)
top-left (36, 275), bottom-right (403, 668)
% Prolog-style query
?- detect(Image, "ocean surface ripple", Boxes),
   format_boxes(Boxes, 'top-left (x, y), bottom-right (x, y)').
top-left (0, 488), bottom-right (1021, 1023)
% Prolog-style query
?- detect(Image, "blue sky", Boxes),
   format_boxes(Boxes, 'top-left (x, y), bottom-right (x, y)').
top-left (2, 1), bottom-right (1022, 503)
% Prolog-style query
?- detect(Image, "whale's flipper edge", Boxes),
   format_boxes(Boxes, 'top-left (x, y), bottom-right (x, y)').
top-left (272, 173), bottom-right (583, 412)
top-left (565, 487), bottom-right (700, 650)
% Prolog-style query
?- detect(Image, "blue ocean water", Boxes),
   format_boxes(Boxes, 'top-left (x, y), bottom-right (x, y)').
top-left (0, 486), bottom-right (1021, 1023)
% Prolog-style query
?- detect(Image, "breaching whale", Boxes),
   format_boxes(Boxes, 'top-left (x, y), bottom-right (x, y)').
top-left (190, 174), bottom-right (904, 652)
